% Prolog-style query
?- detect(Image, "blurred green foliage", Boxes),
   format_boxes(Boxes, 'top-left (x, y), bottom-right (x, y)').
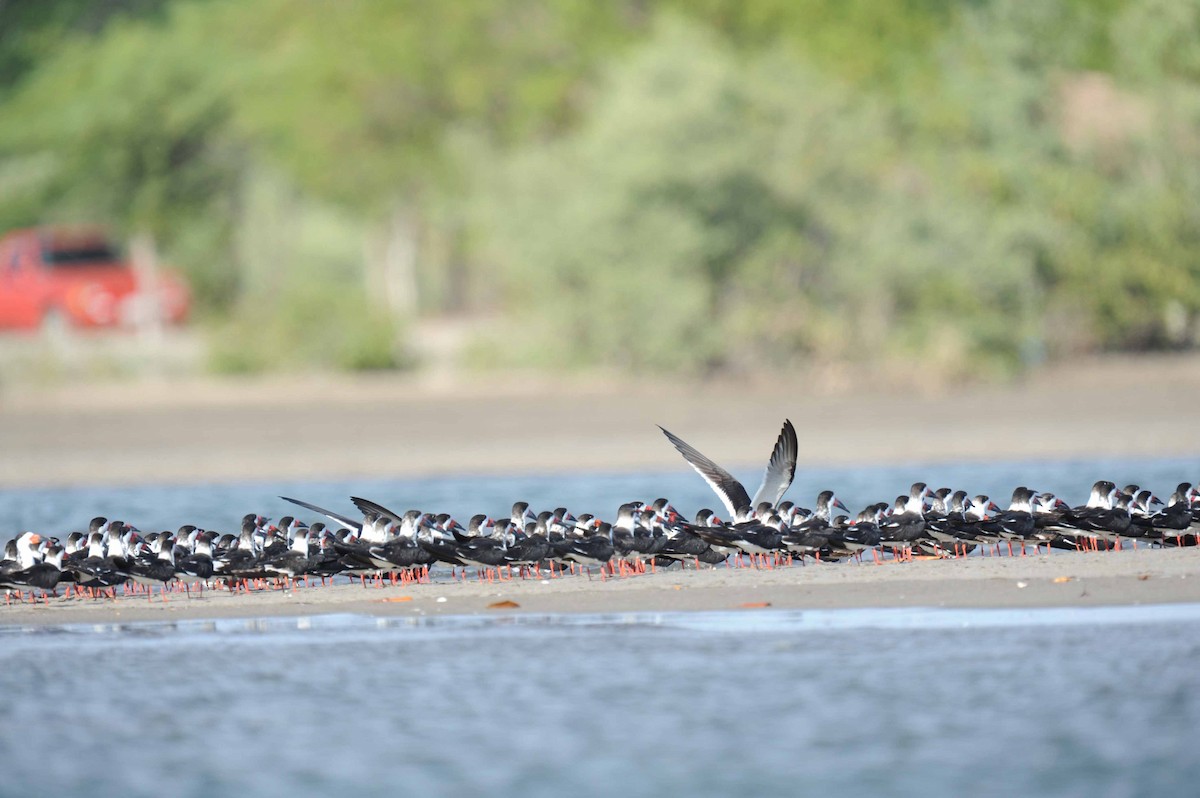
top-left (0, 0), bottom-right (1198, 376)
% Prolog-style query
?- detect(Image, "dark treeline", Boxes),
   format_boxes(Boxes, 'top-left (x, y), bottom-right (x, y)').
top-left (1, 0), bottom-right (1198, 376)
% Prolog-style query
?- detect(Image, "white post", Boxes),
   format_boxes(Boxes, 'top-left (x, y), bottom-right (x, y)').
top-left (129, 231), bottom-right (164, 367)
top-left (383, 208), bottom-right (420, 316)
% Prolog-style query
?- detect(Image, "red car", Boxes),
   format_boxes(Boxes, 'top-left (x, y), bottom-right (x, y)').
top-left (0, 226), bottom-right (190, 330)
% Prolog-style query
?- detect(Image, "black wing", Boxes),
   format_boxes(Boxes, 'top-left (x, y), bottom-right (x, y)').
top-left (751, 419), bottom-right (798, 508)
top-left (279, 496), bottom-right (362, 533)
top-left (659, 426), bottom-right (751, 517)
top-left (349, 496), bottom-right (406, 526)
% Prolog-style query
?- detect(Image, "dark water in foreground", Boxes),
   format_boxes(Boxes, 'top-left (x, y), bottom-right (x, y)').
top-left (1, 605), bottom-right (1198, 798)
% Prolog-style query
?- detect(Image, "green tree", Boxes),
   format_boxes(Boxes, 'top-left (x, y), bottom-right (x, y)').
top-left (0, 4), bottom-right (243, 305)
top-left (473, 18), bottom-right (1045, 375)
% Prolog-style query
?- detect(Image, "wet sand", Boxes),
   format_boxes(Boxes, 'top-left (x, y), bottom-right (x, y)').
top-left (3, 546), bottom-right (1199, 627)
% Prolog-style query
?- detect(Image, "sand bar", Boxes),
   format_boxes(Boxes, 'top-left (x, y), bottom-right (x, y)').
top-left (3, 546), bottom-right (1199, 628)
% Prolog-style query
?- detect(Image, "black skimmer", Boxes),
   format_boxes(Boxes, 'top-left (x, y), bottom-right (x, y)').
top-left (781, 491), bottom-right (848, 561)
top-left (279, 495), bottom-right (394, 581)
top-left (508, 502), bottom-right (537, 532)
top-left (826, 504), bottom-right (885, 561)
top-left (214, 520), bottom-right (267, 587)
top-left (555, 522), bottom-right (616, 578)
top-left (503, 525), bottom-right (552, 577)
top-left (0, 531), bottom-right (42, 573)
top-left (1122, 489), bottom-right (1168, 545)
top-left (22, 543), bottom-right (66, 596)
top-left (878, 483), bottom-right (932, 559)
top-left (0, 533), bottom-right (62, 600)
top-left (61, 531), bottom-right (121, 597)
top-left (921, 489), bottom-right (973, 556)
top-left (176, 532), bottom-right (216, 586)
top-left (337, 498), bottom-right (437, 579)
top-left (652, 506), bottom-right (718, 568)
top-left (280, 496), bottom-right (365, 536)
top-left (1053, 480), bottom-right (1132, 550)
top-left (1151, 483), bottom-right (1197, 545)
top-left (610, 502), bottom-right (666, 572)
top-left (260, 529), bottom-right (316, 584)
top-left (686, 512), bottom-right (787, 567)
top-left (981, 487), bottom-right (1039, 555)
top-left (123, 538), bottom-right (178, 601)
top-left (659, 419), bottom-right (798, 521)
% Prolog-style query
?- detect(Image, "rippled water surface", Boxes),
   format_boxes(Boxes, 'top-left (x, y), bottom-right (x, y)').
top-left (2, 457), bottom-right (1200, 796)
top-left (1, 606), bottom-right (1199, 797)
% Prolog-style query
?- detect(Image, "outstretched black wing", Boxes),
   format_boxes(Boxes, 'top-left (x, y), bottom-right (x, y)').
top-left (659, 426), bottom-right (751, 517)
top-left (279, 496), bottom-right (362, 533)
top-left (349, 496), bottom-right (406, 526)
top-left (751, 419), bottom-right (797, 508)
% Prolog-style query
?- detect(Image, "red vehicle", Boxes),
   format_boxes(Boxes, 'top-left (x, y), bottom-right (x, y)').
top-left (0, 226), bottom-right (189, 331)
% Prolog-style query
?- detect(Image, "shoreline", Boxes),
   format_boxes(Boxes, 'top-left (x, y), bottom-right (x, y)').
top-left (4, 546), bottom-right (1199, 628)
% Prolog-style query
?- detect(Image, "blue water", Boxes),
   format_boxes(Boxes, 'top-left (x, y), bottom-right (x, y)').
top-left (1, 605), bottom-right (1198, 797)
top-left (2, 454), bottom-right (1198, 536)
top-left (2, 456), bottom-right (1199, 796)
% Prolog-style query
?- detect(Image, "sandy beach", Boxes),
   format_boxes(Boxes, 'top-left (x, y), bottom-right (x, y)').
top-left (2, 546), bottom-right (1199, 627)
top-left (2, 353), bottom-right (1199, 626)
top-left (2, 353), bottom-right (1199, 487)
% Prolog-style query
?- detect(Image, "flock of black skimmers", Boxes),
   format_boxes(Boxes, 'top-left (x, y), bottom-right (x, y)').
top-left (3, 421), bottom-right (1199, 603)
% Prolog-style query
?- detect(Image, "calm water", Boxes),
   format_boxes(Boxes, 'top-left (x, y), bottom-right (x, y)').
top-left (0, 606), bottom-right (1198, 797)
top-left (3, 455), bottom-right (1199, 535)
top-left (2, 456), bottom-right (1199, 797)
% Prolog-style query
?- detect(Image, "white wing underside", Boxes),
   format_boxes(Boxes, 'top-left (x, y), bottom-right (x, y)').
top-left (658, 426), bottom-right (751, 517)
top-left (659, 420), bottom-right (797, 517)
top-left (279, 496), bottom-right (361, 533)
